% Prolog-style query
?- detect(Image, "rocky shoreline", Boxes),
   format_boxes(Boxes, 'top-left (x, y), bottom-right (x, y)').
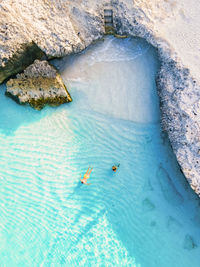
top-left (0, 0), bottom-right (200, 195)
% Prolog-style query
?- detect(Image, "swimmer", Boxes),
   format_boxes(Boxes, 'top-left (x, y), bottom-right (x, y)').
top-left (80, 167), bottom-right (93, 185)
top-left (112, 164), bottom-right (120, 172)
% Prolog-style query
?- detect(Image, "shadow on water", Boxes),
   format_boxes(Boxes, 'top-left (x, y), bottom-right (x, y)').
top-left (0, 84), bottom-right (54, 136)
top-left (72, 181), bottom-right (83, 193)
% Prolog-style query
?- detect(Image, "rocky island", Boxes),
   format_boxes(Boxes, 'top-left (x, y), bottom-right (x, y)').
top-left (0, 0), bottom-right (200, 195)
top-left (6, 60), bottom-right (72, 110)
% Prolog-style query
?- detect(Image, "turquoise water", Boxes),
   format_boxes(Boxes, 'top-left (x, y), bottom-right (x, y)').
top-left (0, 37), bottom-right (200, 267)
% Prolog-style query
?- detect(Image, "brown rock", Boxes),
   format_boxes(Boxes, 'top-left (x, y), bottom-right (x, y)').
top-left (6, 60), bottom-right (72, 110)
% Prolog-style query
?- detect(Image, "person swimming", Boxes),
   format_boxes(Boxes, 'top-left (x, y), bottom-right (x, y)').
top-left (112, 164), bottom-right (120, 172)
top-left (80, 167), bottom-right (93, 185)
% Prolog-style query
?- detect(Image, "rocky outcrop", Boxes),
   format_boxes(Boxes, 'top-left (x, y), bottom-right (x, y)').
top-left (6, 60), bottom-right (72, 110)
top-left (0, 0), bottom-right (104, 76)
top-left (0, 42), bottom-right (46, 84)
top-left (1, 0), bottom-right (200, 195)
top-left (156, 63), bottom-right (200, 195)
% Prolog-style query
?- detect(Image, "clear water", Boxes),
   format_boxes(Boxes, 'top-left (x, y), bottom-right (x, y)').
top-left (0, 36), bottom-right (200, 267)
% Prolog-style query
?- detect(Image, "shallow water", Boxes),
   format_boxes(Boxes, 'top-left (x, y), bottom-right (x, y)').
top-left (0, 36), bottom-right (200, 267)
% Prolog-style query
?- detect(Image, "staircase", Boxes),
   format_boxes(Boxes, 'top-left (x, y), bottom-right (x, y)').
top-left (104, 9), bottom-right (114, 34)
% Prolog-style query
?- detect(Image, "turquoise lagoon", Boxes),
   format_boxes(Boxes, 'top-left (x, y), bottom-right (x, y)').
top-left (0, 37), bottom-right (200, 266)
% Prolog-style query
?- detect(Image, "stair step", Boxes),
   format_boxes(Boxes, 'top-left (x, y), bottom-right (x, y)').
top-left (104, 9), bottom-right (113, 16)
top-left (105, 22), bottom-right (113, 27)
top-left (104, 17), bottom-right (113, 23)
top-left (104, 8), bottom-right (114, 34)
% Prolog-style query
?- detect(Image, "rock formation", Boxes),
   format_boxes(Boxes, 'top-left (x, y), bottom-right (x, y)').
top-left (0, 42), bottom-right (46, 84)
top-left (0, 0), bottom-right (200, 195)
top-left (6, 60), bottom-right (72, 110)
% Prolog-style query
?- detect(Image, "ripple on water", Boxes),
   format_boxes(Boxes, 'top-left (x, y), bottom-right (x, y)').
top-left (0, 36), bottom-right (200, 267)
